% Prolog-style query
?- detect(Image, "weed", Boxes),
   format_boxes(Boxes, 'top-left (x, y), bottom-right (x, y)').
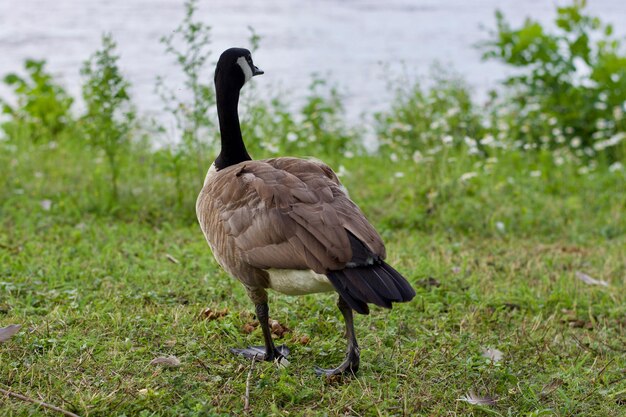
top-left (81, 33), bottom-right (136, 204)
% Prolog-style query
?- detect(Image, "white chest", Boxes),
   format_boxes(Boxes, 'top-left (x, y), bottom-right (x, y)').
top-left (266, 269), bottom-right (334, 296)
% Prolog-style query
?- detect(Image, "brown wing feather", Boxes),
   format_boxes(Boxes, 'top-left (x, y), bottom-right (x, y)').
top-left (196, 157), bottom-right (385, 277)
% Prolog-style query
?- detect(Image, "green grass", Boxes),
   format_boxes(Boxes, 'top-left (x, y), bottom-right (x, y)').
top-left (1, 137), bottom-right (625, 416)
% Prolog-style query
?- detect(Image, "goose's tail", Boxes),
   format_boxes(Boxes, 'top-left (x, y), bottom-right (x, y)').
top-left (326, 261), bottom-right (416, 315)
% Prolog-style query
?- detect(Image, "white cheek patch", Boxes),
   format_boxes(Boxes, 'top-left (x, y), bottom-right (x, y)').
top-left (236, 56), bottom-right (253, 83)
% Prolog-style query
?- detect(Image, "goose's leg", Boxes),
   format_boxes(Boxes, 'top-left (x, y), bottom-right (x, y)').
top-left (315, 296), bottom-right (360, 376)
top-left (231, 302), bottom-right (289, 361)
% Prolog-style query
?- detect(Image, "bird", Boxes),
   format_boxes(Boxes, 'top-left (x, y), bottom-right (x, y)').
top-left (196, 47), bottom-right (415, 376)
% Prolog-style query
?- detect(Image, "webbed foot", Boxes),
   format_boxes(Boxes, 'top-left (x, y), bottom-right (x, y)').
top-left (314, 347), bottom-right (360, 377)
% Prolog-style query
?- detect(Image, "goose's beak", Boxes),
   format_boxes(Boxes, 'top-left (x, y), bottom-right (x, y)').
top-left (253, 65), bottom-right (264, 76)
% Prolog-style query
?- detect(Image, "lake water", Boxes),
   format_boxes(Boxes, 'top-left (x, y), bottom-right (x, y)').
top-left (1, 0), bottom-right (624, 121)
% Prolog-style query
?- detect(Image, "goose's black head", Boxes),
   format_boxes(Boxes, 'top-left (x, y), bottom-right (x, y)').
top-left (215, 48), bottom-right (264, 90)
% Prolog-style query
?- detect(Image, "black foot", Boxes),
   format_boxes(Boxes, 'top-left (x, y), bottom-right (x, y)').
top-left (231, 345), bottom-right (290, 361)
top-left (314, 350), bottom-right (359, 377)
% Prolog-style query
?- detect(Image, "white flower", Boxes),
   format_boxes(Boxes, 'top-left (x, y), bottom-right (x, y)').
top-left (480, 135), bottom-right (495, 146)
top-left (446, 107), bottom-right (459, 117)
top-left (442, 135), bottom-right (454, 145)
top-left (344, 150), bottom-right (354, 158)
top-left (394, 172), bottom-right (405, 178)
top-left (530, 170), bottom-right (541, 178)
top-left (571, 137), bottom-right (582, 148)
top-left (264, 143), bottom-right (279, 153)
top-left (40, 200), bottom-right (52, 211)
top-left (459, 172), bottom-right (478, 182)
top-left (426, 146), bottom-right (442, 155)
top-left (495, 222), bottom-right (505, 233)
top-left (390, 153), bottom-right (398, 162)
top-left (286, 132), bottom-right (298, 142)
top-left (554, 156), bottom-right (565, 166)
top-left (464, 136), bottom-right (477, 147)
top-left (609, 162), bottom-right (623, 172)
top-left (412, 150), bottom-right (423, 163)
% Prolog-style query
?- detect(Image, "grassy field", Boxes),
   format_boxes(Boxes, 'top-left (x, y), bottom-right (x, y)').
top-left (1, 137), bottom-right (625, 416)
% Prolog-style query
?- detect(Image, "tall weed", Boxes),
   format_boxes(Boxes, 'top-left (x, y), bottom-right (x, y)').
top-left (81, 34), bottom-right (136, 204)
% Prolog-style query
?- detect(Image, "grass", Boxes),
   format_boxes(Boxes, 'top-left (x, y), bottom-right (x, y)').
top-left (1, 136), bottom-right (625, 416)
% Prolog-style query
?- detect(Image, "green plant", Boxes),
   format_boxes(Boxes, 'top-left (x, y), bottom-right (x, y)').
top-left (482, 0), bottom-right (626, 161)
top-left (81, 33), bottom-right (136, 204)
top-left (0, 59), bottom-right (74, 141)
top-left (156, 0), bottom-right (215, 183)
top-left (241, 77), bottom-right (362, 164)
top-left (374, 73), bottom-right (485, 158)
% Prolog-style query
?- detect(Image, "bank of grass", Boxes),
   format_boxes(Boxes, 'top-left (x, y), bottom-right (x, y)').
top-left (1, 135), bottom-right (625, 416)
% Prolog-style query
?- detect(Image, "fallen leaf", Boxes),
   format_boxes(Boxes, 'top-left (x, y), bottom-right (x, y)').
top-left (165, 254), bottom-right (180, 264)
top-left (458, 390), bottom-right (497, 406)
top-left (0, 324), bottom-right (21, 343)
top-left (200, 307), bottom-right (229, 321)
top-left (481, 347), bottom-right (503, 363)
top-left (150, 355), bottom-right (181, 367)
top-left (576, 271), bottom-right (609, 287)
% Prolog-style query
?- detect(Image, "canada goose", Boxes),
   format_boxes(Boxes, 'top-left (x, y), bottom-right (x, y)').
top-left (196, 47), bottom-right (415, 376)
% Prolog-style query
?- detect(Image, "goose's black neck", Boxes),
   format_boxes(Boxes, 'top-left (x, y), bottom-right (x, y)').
top-left (214, 78), bottom-right (251, 170)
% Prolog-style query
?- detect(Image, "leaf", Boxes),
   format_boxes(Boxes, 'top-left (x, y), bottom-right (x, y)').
top-left (458, 390), bottom-right (497, 406)
top-left (576, 271), bottom-right (609, 287)
top-left (481, 347), bottom-right (504, 363)
top-left (149, 355), bottom-right (181, 367)
top-left (0, 324), bottom-right (21, 343)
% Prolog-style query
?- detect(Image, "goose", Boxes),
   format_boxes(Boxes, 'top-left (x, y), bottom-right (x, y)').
top-left (196, 47), bottom-right (415, 376)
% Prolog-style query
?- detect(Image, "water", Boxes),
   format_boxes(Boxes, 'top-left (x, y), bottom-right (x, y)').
top-left (1, 0), bottom-right (625, 120)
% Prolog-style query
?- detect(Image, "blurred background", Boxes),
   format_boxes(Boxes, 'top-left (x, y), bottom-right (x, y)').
top-left (2, 0), bottom-right (625, 118)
